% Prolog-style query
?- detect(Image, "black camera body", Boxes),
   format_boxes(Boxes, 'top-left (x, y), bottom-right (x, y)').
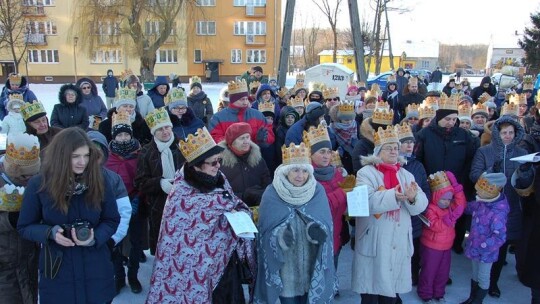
top-left (62, 219), bottom-right (92, 242)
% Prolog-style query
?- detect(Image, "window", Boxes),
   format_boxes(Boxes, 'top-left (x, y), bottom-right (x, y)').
top-left (231, 49), bottom-right (242, 63)
top-left (157, 49), bottom-right (178, 63)
top-left (27, 21), bottom-right (57, 35)
top-left (28, 49), bottom-right (58, 63)
top-left (196, 21), bottom-right (216, 35)
top-left (337, 58), bottom-right (344, 64)
top-left (23, 0), bottom-right (55, 5)
top-left (196, 0), bottom-right (215, 5)
top-left (233, 21), bottom-right (266, 35)
top-left (95, 20), bottom-right (120, 35)
top-left (421, 60), bottom-right (429, 68)
top-left (246, 49), bottom-right (266, 63)
top-left (145, 21), bottom-right (176, 36)
top-left (194, 49), bottom-right (202, 63)
top-left (92, 50), bottom-right (122, 63)
top-left (234, 0), bottom-right (266, 6)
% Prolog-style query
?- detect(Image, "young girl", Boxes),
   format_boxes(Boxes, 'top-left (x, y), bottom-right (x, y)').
top-left (1, 95), bottom-right (26, 135)
top-left (461, 172), bottom-right (509, 304)
top-left (418, 171), bottom-right (466, 303)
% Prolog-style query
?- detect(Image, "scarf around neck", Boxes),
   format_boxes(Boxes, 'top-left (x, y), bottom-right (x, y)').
top-left (313, 165), bottom-right (335, 181)
top-left (375, 162), bottom-right (402, 221)
top-left (154, 136), bottom-right (176, 179)
top-left (110, 139), bottom-right (139, 158)
top-left (332, 121), bottom-right (357, 153)
top-left (272, 164), bottom-right (317, 206)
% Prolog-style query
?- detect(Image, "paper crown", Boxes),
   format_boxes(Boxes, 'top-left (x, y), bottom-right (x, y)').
top-left (475, 174), bottom-right (503, 199)
top-left (455, 83), bottom-right (463, 90)
top-left (20, 100), bottom-right (46, 121)
top-left (408, 77), bottom-right (418, 86)
top-left (375, 100), bottom-right (390, 110)
top-left (331, 150), bottom-right (342, 167)
top-left (357, 81), bottom-right (366, 89)
top-left (323, 87), bottom-right (339, 100)
top-left (120, 69), bottom-right (134, 82)
top-left (282, 142), bottom-right (311, 165)
top-left (0, 184), bottom-right (25, 212)
top-left (509, 93), bottom-right (527, 105)
top-left (365, 86), bottom-right (380, 100)
top-left (406, 103), bottom-right (419, 115)
top-left (370, 83), bottom-right (382, 95)
top-left (374, 125), bottom-right (399, 147)
top-left (9, 93), bottom-right (24, 102)
top-left (396, 122), bottom-right (414, 140)
top-left (458, 104), bottom-right (472, 118)
top-left (277, 87), bottom-right (289, 98)
top-left (428, 171), bottom-right (451, 192)
top-left (439, 93), bottom-right (459, 111)
top-left (228, 79), bottom-right (248, 95)
top-left (189, 76), bottom-right (201, 86)
top-left (249, 80), bottom-right (261, 92)
top-left (500, 102), bottom-right (519, 117)
top-left (472, 103), bottom-right (488, 117)
top-left (523, 75), bottom-right (534, 91)
top-left (387, 74), bottom-right (397, 83)
top-left (258, 101), bottom-right (274, 114)
top-left (165, 88), bottom-right (187, 107)
top-left (145, 107), bottom-right (172, 132)
top-left (115, 87), bottom-right (137, 101)
top-left (5, 133), bottom-right (40, 167)
top-left (287, 96), bottom-right (304, 108)
top-left (372, 105), bottom-right (394, 125)
top-left (338, 101), bottom-right (355, 115)
top-left (303, 122), bottom-right (331, 148)
top-left (419, 105), bottom-right (436, 120)
top-left (309, 81), bottom-right (327, 93)
top-left (296, 73), bottom-right (305, 81)
top-left (112, 110), bottom-right (131, 128)
top-left (478, 92), bottom-right (492, 104)
top-left (178, 127), bottom-right (217, 163)
top-left (8, 73), bottom-right (22, 85)
top-left (423, 96), bottom-right (439, 109)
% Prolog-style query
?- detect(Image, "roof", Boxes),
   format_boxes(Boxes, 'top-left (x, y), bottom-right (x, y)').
top-left (305, 63), bottom-right (354, 75)
top-left (317, 40), bottom-right (439, 59)
top-left (491, 34), bottom-right (522, 49)
top-left (318, 50), bottom-right (356, 56)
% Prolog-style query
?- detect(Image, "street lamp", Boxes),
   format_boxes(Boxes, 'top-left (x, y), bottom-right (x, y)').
top-left (73, 36), bottom-right (79, 82)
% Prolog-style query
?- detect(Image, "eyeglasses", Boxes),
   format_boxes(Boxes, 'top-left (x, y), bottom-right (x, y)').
top-left (380, 147), bottom-right (399, 152)
top-left (326, 98), bottom-right (339, 101)
top-left (81, 86), bottom-right (91, 90)
top-left (408, 117), bottom-right (419, 120)
top-left (204, 158), bottom-right (222, 167)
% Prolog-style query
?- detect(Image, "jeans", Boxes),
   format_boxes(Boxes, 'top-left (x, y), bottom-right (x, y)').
top-left (112, 214), bottom-right (143, 279)
top-left (471, 260), bottom-right (492, 289)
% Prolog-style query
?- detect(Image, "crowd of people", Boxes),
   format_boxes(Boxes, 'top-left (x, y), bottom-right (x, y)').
top-left (0, 66), bottom-right (539, 304)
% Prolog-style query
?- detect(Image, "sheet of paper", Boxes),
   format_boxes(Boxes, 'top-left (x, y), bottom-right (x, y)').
top-left (417, 214), bottom-right (431, 227)
top-left (347, 185), bottom-right (370, 217)
top-left (510, 152), bottom-right (540, 164)
top-left (224, 211), bottom-right (258, 239)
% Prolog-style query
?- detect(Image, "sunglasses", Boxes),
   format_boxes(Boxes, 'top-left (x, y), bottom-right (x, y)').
top-left (204, 158), bottom-right (222, 167)
top-left (408, 117), bottom-right (419, 120)
top-left (81, 86), bottom-right (91, 90)
top-left (326, 98), bottom-right (339, 101)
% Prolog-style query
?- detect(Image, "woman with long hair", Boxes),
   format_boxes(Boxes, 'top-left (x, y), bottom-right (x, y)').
top-left (17, 127), bottom-right (120, 304)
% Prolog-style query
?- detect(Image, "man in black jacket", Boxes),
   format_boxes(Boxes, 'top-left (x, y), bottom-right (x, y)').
top-left (102, 69), bottom-right (119, 109)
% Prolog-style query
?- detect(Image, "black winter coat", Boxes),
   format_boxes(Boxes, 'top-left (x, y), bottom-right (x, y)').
top-left (98, 107), bottom-right (152, 146)
top-left (351, 118), bottom-right (376, 174)
top-left (470, 76), bottom-right (497, 103)
top-left (50, 84), bottom-right (89, 130)
top-left (403, 155), bottom-right (431, 239)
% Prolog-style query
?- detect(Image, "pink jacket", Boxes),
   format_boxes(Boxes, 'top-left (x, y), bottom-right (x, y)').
top-left (317, 168), bottom-right (347, 253)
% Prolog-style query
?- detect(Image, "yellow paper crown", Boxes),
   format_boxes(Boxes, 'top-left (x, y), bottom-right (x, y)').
top-left (396, 122), bottom-right (414, 141)
top-left (282, 142), bottom-right (311, 165)
top-left (478, 92), bottom-right (492, 104)
top-left (406, 103), bottom-right (419, 115)
top-left (145, 107), bottom-right (171, 131)
top-left (331, 150), bottom-right (342, 167)
top-left (439, 93), bottom-right (459, 111)
top-left (500, 102), bottom-right (519, 117)
top-left (112, 110), bottom-right (131, 128)
top-left (370, 83), bottom-right (382, 95)
top-left (408, 77), bottom-right (418, 86)
top-left (165, 88), bottom-right (187, 106)
top-left (509, 93), bottom-right (527, 105)
top-left (9, 93), bottom-right (24, 102)
top-left (366, 86), bottom-right (380, 100)
top-left (115, 87), bottom-right (137, 101)
top-left (338, 101), bottom-right (355, 115)
top-left (428, 171), bottom-right (451, 192)
top-left (419, 105), bottom-right (436, 120)
top-left (523, 75), bottom-right (534, 91)
top-left (423, 96), bottom-right (439, 109)
top-left (8, 73), bottom-right (22, 85)
top-left (296, 73), bottom-right (305, 81)
top-left (287, 96), bottom-right (305, 108)
top-left (0, 185), bottom-right (25, 212)
top-left (20, 100), bottom-right (46, 121)
top-left (5, 133), bottom-right (40, 167)
top-left (372, 103), bottom-right (394, 125)
top-left (258, 101), bottom-right (274, 114)
top-left (475, 174), bottom-right (503, 199)
top-left (120, 69), bottom-right (134, 82)
top-left (189, 76), bottom-right (201, 86)
top-left (228, 79), bottom-right (248, 95)
top-left (178, 127), bottom-right (217, 163)
top-left (455, 83), bottom-right (463, 90)
top-left (323, 87), bottom-right (339, 100)
top-left (375, 100), bottom-right (390, 110)
top-left (249, 80), bottom-right (261, 92)
top-left (472, 103), bottom-right (488, 117)
top-left (387, 74), bottom-right (396, 83)
top-left (458, 104), bottom-right (472, 118)
top-left (277, 87), bottom-right (289, 98)
top-left (373, 125), bottom-right (399, 147)
top-left (303, 122), bottom-right (331, 148)
top-left (309, 81), bottom-right (327, 93)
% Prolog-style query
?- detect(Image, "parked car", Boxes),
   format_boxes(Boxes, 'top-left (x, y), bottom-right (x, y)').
top-left (492, 73), bottom-right (519, 107)
top-left (366, 71), bottom-right (393, 92)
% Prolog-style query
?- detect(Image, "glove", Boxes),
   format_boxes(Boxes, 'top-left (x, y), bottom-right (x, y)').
top-left (256, 127), bottom-right (268, 144)
top-left (160, 178), bottom-right (174, 194)
top-left (131, 196), bottom-right (140, 216)
top-left (279, 224), bottom-right (294, 249)
top-left (307, 222), bottom-right (327, 245)
top-left (445, 171), bottom-right (459, 187)
top-left (449, 203), bottom-right (465, 221)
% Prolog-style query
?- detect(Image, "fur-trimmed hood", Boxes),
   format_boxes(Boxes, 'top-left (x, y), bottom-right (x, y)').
top-left (359, 117), bottom-right (376, 144)
top-left (218, 140), bottom-right (263, 168)
top-left (360, 154), bottom-right (407, 167)
top-left (329, 104), bottom-right (339, 123)
top-left (58, 83), bottom-right (82, 106)
top-left (480, 120), bottom-right (495, 146)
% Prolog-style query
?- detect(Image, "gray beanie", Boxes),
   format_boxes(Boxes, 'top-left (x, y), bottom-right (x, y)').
top-left (482, 172), bottom-right (507, 187)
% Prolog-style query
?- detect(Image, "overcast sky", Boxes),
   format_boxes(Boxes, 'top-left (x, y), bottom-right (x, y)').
top-left (289, 0), bottom-right (538, 45)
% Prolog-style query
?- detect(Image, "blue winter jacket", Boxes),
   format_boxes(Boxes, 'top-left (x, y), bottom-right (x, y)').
top-left (147, 76), bottom-right (170, 108)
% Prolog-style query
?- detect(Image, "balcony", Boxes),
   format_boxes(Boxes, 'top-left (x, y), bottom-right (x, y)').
top-left (22, 6), bottom-right (46, 16)
top-left (97, 35), bottom-right (120, 46)
top-left (245, 34), bottom-right (266, 46)
top-left (163, 35), bottom-right (176, 45)
top-left (25, 33), bottom-right (47, 45)
top-left (245, 5), bottom-right (266, 17)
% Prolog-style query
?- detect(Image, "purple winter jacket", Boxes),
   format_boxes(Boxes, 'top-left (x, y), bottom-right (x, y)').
top-left (465, 193), bottom-right (510, 263)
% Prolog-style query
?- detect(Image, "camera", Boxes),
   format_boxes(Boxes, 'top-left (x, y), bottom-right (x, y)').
top-left (62, 219), bottom-right (92, 242)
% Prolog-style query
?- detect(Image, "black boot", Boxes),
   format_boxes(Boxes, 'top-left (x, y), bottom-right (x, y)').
top-left (472, 288), bottom-right (488, 304)
top-left (460, 280), bottom-right (479, 304)
top-left (115, 277), bottom-right (126, 295)
top-left (128, 273), bottom-right (142, 294)
top-left (488, 283), bottom-right (501, 298)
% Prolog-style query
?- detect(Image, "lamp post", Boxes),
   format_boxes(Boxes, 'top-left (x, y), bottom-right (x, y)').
top-left (73, 36), bottom-right (78, 82)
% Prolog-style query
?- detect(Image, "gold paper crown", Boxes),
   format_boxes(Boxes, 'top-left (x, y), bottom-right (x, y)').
top-left (9, 93), bottom-right (24, 102)
top-left (277, 87), bottom-right (289, 98)
top-left (228, 79), bottom-right (248, 95)
top-left (451, 91), bottom-right (465, 101)
top-left (458, 104), bottom-right (471, 118)
top-left (419, 105), bottom-right (436, 120)
top-left (309, 81), bottom-right (327, 93)
top-left (372, 105), bottom-right (394, 125)
top-left (357, 81), bottom-right (366, 88)
top-left (406, 103), bottom-right (419, 115)
top-left (455, 83), bottom-right (463, 90)
top-left (375, 100), bottom-right (390, 110)
top-left (282, 142), bottom-right (311, 165)
top-left (423, 96), bottom-right (439, 109)
top-left (509, 93), bottom-right (527, 105)
top-left (296, 73), bottom-right (305, 81)
top-left (439, 93), bottom-right (459, 111)
top-left (428, 171), bottom-right (451, 192)
top-left (258, 101), bottom-right (274, 114)
top-left (20, 100), bottom-right (46, 121)
top-left (331, 150), bottom-right (342, 167)
top-left (178, 127), bottom-right (217, 163)
top-left (475, 174), bottom-right (503, 199)
top-left (303, 122), bottom-right (331, 148)
top-left (8, 73), bottom-right (22, 85)
top-left (366, 86), bottom-right (380, 100)
top-left (471, 103), bottom-right (488, 117)
top-left (112, 110), bottom-right (131, 128)
top-left (523, 75), bottom-right (534, 91)
top-left (249, 80), bottom-right (261, 92)
top-left (323, 87), bottom-right (339, 100)
top-left (500, 102), bottom-right (519, 117)
top-left (478, 92), bottom-right (492, 104)
top-left (373, 125), bottom-right (399, 147)
top-left (145, 107), bottom-right (171, 130)
top-left (408, 77), bottom-right (418, 86)
top-left (287, 96), bottom-right (305, 108)
top-left (120, 69), bottom-right (134, 82)
top-left (338, 101), bottom-right (355, 115)
top-left (189, 76), bottom-right (201, 86)
top-left (396, 122), bottom-right (414, 141)
top-left (115, 87), bottom-right (137, 101)
top-left (165, 88), bottom-right (187, 105)
top-left (0, 185), bottom-right (25, 212)
top-left (5, 133), bottom-right (40, 167)
top-left (387, 74), bottom-right (396, 83)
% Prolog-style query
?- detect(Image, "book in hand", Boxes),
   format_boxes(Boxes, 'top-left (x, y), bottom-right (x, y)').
top-left (510, 152), bottom-right (540, 164)
top-left (224, 211), bottom-right (258, 239)
top-left (418, 213), bottom-right (431, 227)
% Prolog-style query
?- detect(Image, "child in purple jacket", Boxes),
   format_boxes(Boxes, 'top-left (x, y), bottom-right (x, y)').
top-left (461, 172), bottom-right (509, 304)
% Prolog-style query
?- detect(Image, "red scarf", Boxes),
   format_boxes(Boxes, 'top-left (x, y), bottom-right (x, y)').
top-left (376, 162), bottom-right (402, 221)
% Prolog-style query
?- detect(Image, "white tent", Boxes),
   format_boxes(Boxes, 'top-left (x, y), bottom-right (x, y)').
top-left (305, 63), bottom-right (354, 100)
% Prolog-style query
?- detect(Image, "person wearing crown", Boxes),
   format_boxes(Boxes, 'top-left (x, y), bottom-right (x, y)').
top-left (330, 101), bottom-right (358, 174)
top-left (252, 84), bottom-right (281, 124)
top-left (22, 100), bottom-right (62, 154)
top-left (0, 73), bottom-right (38, 120)
top-left (322, 87), bottom-right (341, 125)
top-left (166, 88), bottom-right (204, 140)
top-left (50, 84), bottom-right (89, 130)
top-left (285, 102), bottom-right (337, 149)
top-left (240, 65), bottom-right (268, 89)
top-left (460, 173), bottom-right (509, 304)
top-left (470, 114), bottom-right (528, 299)
top-left (0, 133), bottom-right (41, 304)
top-left (135, 109), bottom-right (184, 256)
top-left (17, 128), bottom-right (120, 304)
top-left (255, 142), bottom-right (335, 303)
top-left (217, 86), bottom-right (230, 112)
top-left (402, 104), bottom-right (420, 127)
top-left (147, 75), bottom-right (170, 109)
top-left (470, 103), bottom-right (489, 137)
top-left (308, 81), bottom-right (325, 104)
top-left (187, 76), bottom-right (214, 127)
top-left (353, 125), bottom-right (428, 303)
top-left (458, 105), bottom-right (480, 138)
top-left (397, 77), bottom-right (425, 123)
top-left (471, 77), bottom-right (497, 105)
top-left (124, 71), bottom-right (155, 118)
top-left (76, 77), bottom-right (108, 130)
top-left (102, 69), bottom-right (119, 109)
top-left (105, 111), bottom-right (143, 295)
top-left (275, 106), bottom-right (300, 166)
top-left (147, 127), bottom-right (256, 303)
top-left (1, 94), bottom-right (26, 135)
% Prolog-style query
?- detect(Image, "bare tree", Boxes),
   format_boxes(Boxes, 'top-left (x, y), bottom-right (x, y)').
top-left (72, 0), bottom-right (194, 82)
top-left (0, 1), bottom-right (30, 73)
top-left (311, 0), bottom-right (342, 63)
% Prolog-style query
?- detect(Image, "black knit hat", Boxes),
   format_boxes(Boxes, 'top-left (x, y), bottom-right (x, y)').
top-left (112, 123), bottom-right (132, 139)
top-left (190, 82), bottom-right (202, 90)
top-left (435, 109), bottom-right (458, 122)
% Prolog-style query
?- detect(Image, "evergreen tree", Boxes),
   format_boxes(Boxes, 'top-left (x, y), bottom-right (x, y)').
top-left (518, 11), bottom-right (540, 74)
